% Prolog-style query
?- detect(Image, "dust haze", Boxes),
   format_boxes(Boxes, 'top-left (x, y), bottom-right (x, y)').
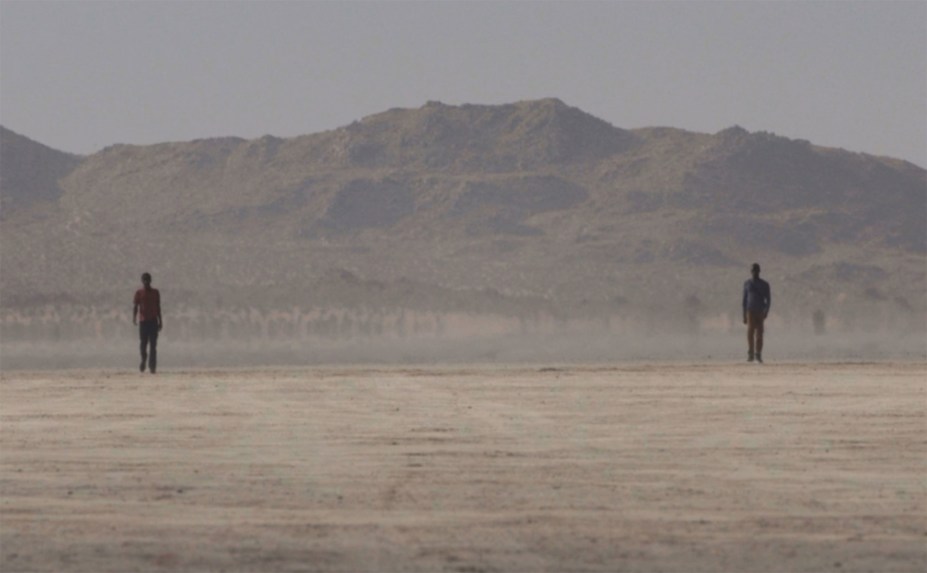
top-left (2, 306), bottom-right (923, 371)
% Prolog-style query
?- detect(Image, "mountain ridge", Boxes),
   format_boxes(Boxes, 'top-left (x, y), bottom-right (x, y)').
top-left (0, 126), bottom-right (83, 216)
top-left (2, 99), bottom-right (925, 341)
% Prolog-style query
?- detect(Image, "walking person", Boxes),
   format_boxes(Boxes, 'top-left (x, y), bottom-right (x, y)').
top-left (133, 272), bottom-right (162, 373)
top-left (743, 263), bottom-right (771, 363)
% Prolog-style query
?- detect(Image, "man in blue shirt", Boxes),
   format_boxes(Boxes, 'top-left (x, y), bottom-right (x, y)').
top-left (743, 263), bottom-right (771, 363)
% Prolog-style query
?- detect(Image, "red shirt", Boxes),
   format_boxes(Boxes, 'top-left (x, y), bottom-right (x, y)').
top-left (134, 287), bottom-right (161, 322)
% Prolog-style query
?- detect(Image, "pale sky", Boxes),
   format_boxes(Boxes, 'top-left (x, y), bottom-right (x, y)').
top-left (1, 0), bottom-right (925, 166)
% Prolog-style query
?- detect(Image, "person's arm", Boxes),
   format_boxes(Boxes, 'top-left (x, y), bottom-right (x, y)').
top-left (132, 292), bottom-right (139, 326)
top-left (764, 284), bottom-right (771, 318)
top-left (157, 291), bottom-right (163, 331)
top-left (742, 282), bottom-right (748, 324)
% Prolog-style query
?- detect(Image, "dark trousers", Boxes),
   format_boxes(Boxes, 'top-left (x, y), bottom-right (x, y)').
top-left (746, 310), bottom-right (765, 356)
top-left (139, 320), bottom-right (159, 372)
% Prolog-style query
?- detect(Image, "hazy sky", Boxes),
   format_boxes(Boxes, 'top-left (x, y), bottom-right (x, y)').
top-left (1, 1), bottom-right (925, 166)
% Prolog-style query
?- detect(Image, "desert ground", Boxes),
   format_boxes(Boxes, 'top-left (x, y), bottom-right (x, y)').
top-left (1, 362), bottom-right (924, 572)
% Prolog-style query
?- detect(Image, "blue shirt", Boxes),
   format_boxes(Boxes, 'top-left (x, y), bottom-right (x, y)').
top-left (743, 277), bottom-right (771, 313)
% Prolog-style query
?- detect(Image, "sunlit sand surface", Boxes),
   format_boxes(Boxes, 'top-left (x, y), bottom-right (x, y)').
top-left (2, 363), bottom-right (924, 572)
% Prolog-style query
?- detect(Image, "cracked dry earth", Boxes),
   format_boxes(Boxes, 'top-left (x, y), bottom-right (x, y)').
top-left (1, 362), bottom-right (925, 572)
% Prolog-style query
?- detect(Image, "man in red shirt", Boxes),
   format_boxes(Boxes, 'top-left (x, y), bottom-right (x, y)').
top-left (132, 272), bottom-right (162, 373)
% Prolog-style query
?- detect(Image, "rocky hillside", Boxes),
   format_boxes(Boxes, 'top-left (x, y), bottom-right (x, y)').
top-left (0, 126), bottom-right (82, 216)
top-left (2, 99), bottom-right (925, 339)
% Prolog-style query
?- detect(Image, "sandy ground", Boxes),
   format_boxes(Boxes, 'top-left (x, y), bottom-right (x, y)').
top-left (1, 362), bottom-right (924, 572)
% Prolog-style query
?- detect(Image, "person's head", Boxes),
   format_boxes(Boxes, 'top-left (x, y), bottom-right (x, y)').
top-left (751, 263), bottom-right (761, 278)
top-left (141, 272), bottom-right (152, 287)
